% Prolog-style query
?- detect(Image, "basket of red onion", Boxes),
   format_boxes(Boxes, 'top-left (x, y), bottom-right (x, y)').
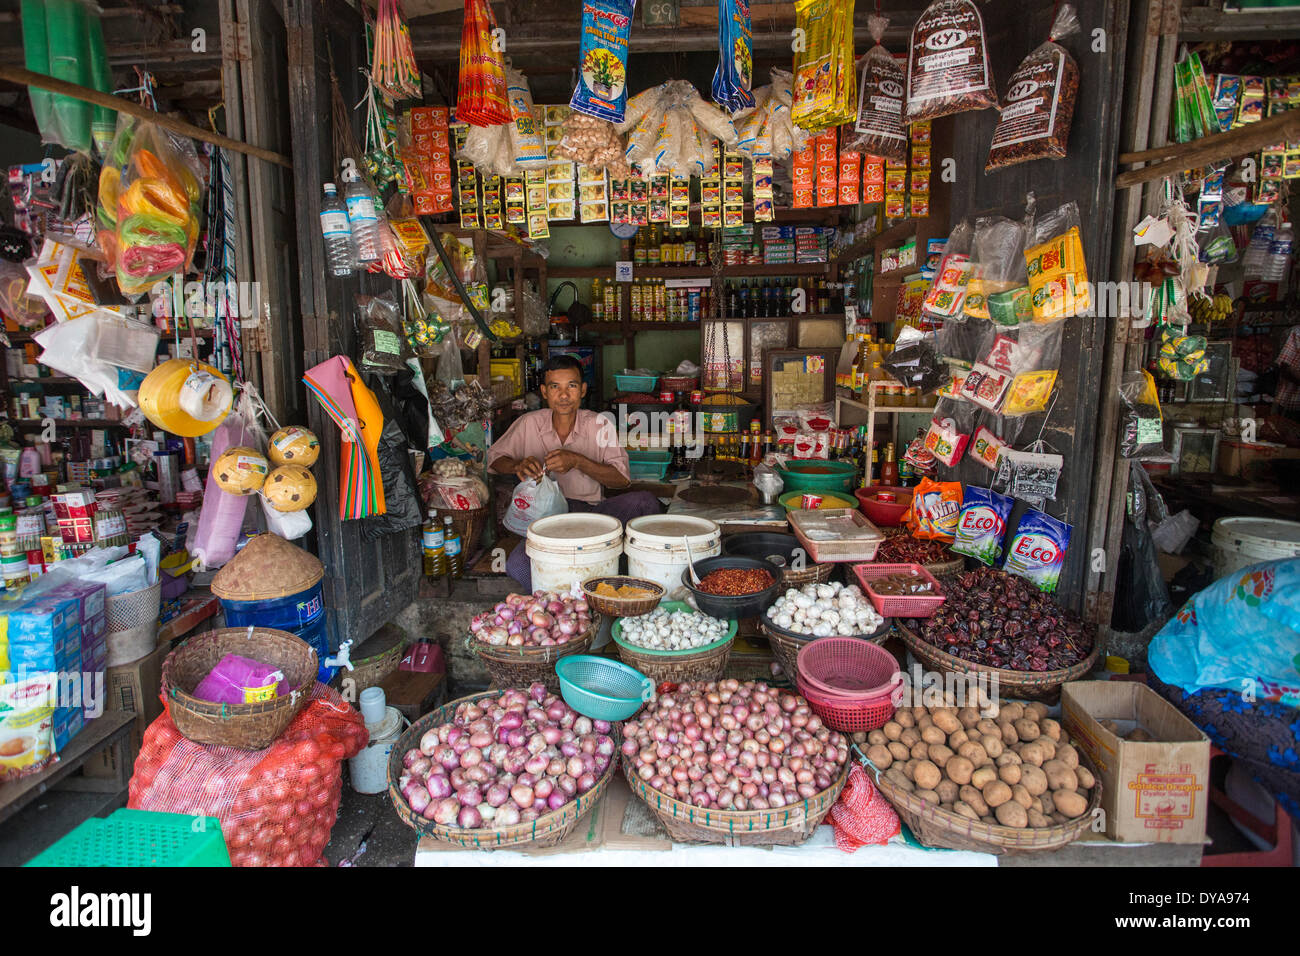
top-left (388, 683), bottom-right (620, 849)
top-left (468, 591), bottom-right (601, 691)
top-left (621, 679), bottom-right (850, 845)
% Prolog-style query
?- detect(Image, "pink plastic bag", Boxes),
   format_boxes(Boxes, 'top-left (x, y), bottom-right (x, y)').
top-left (193, 653), bottom-right (287, 705)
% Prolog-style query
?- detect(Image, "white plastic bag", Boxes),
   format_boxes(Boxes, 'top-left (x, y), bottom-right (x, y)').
top-left (260, 495), bottom-right (312, 540)
top-left (503, 475), bottom-right (568, 535)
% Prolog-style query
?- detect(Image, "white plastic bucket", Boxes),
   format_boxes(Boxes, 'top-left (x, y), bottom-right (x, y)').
top-left (624, 515), bottom-right (721, 601)
top-left (349, 705), bottom-right (406, 794)
top-left (1211, 517), bottom-right (1300, 580)
top-left (526, 513), bottom-right (623, 594)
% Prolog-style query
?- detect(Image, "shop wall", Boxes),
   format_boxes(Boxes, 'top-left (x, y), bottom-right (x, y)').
top-left (943, 0), bottom-right (1128, 611)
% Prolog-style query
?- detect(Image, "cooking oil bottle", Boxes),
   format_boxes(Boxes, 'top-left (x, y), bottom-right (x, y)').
top-left (443, 515), bottom-right (463, 578)
top-left (422, 509), bottom-right (445, 578)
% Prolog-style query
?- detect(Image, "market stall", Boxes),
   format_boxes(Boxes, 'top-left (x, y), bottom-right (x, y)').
top-left (1, 0), bottom-right (1297, 874)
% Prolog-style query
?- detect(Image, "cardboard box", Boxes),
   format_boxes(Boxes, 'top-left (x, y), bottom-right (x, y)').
top-left (1061, 681), bottom-right (1210, 845)
top-left (1217, 440), bottom-right (1300, 481)
top-left (82, 642), bottom-right (167, 779)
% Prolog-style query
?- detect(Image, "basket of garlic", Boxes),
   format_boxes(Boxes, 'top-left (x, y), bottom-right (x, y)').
top-left (761, 582), bottom-right (889, 681)
top-left (611, 602), bottom-right (737, 684)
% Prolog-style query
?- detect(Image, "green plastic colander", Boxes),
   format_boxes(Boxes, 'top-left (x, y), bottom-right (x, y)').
top-left (555, 655), bottom-right (653, 721)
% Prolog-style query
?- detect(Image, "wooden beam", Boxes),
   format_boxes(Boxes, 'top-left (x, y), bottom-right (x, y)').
top-left (0, 64), bottom-right (292, 169)
top-left (1115, 109), bottom-right (1300, 189)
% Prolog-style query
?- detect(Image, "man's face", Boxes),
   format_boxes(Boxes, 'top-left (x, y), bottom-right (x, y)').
top-left (542, 367), bottom-right (586, 414)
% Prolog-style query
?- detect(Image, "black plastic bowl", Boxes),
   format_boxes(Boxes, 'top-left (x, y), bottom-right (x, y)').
top-left (723, 532), bottom-right (803, 569)
top-left (681, 555), bottom-right (782, 619)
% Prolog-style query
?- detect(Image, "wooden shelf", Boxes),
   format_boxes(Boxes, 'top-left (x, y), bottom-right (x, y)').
top-left (7, 418), bottom-right (130, 428)
top-left (627, 322), bottom-right (702, 331)
top-left (4, 376), bottom-right (81, 386)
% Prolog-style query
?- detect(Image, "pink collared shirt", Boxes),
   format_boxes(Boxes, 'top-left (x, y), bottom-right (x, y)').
top-left (487, 409), bottom-right (628, 504)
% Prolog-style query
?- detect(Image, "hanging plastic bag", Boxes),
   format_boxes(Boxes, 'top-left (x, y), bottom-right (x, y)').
top-left (922, 221), bottom-right (975, 321)
top-left (506, 69), bottom-right (548, 169)
top-left (973, 320), bottom-right (1064, 416)
top-left (192, 389), bottom-right (269, 569)
top-left (113, 121), bottom-right (205, 295)
top-left (362, 415), bottom-right (424, 540)
top-left (906, 0), bottom-right (998, 122)
top-left (356, 291), bottom-right (412, 375)
top-left (843, 15), bottom-right (908, 162)
top-left (964, 216), bottom-right (1029, 321)
top-left (503, 475), bottom-right (569, 535)
top-left (570, 0), bottom-right (635, 122)
top-left (1119, 369), bottom-right (1167, 460)
top-left (457, 0), bottom-right (511, 125)
top-left (986, 4), bottom-right (1081, 171)
top-left (1024, 201), bottom-right (1089, 322)
top-left (883, 325), bottom-right (948, 393)
top-left (791, 0), bottom-right (857, 132)
top-left (1112, 463), bottom-right (1174, 631)
top-left (1156, 325), bottom-right (1209, 381)
top-left (713, 0), bottom-right (755, 112)
top-left (922, 397), bottom-right (975, 467)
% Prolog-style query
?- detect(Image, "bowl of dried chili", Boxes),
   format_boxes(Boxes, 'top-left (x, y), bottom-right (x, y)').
top-left (680, 556), bottom-right (783, 620)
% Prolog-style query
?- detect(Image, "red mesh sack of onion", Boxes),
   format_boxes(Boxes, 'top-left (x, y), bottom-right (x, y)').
top-left (398, 683), bottom-right (617, 829)
top-left (128, 683), bottom-right (368, 867)
top-left (622, 680), bottom-right (849, 811)
top-left (470, 590), bottom-right (593, 646)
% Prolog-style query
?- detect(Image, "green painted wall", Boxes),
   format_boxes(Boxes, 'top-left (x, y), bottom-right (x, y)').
top-left (544, 225), bottom-right (700, 399)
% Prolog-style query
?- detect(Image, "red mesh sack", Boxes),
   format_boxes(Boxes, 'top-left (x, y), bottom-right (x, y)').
top-left (829, 763), bottom-right (901, 852)
top-left (128, 683), bottom-right (368, 867)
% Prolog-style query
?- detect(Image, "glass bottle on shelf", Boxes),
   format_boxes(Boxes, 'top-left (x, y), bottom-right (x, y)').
top-left (881, 443), bottom-right (899, 486)
top-left (591, 278), bottom-right (604, 322)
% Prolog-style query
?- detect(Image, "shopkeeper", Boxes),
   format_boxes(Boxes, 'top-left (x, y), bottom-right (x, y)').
top-left (488, 354), bottom-right (662, 590)
top-left (1274, 324), bottom-right (1300, 422)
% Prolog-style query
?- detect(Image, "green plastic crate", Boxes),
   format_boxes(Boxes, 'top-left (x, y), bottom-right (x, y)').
top-left (25, 809), bottom-right (232, 867)
top-left (628, 449), bottom-right (671, 480)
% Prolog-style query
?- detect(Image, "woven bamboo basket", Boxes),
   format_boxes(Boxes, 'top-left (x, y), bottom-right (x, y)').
top-left (387, 690), bottom-right (617, 849)
top-left (612, 634), bottom-right (735, 684)
top-left (780, 561), bottom-right (835, 587)
top-left (348, 623), bottom-right (408, 694)
top-left (582, 576), bottom-right (664, 618)
top-left (468, 615), bottom-right (601, 692)
top-left (895, 622), bottom-right (1101, 703)
top-left (858, 744), bottom-right (1103, 854)
top-left (761, 619), bottom-right (890, 681)
top-left (161, 627), bottom-right (318, 750)
top-left (925, 557), bottom-right (965, 578)
top-left (623, 761), bottom-right (849, 846)
top-left (435, 503), bottom-right (490, 558)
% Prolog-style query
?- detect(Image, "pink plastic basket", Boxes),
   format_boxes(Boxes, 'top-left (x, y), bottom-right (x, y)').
top-left (852, 563), bottom-right (947, 618)
top-left (796, 638), bottom-right (900, 699)
top-left (796, 674), bottom-right (899, 732)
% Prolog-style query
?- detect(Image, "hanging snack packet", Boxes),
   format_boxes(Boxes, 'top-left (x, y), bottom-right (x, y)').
top-left (908, 478), bottom-right (964, 541)
top-left (843, 15), bottom-right (908, 162)
top-left (570, 0), bottom-right (636, 123)
top-left (792, 0), bottom-right (857, 131)
top-left (970, 425), bottom-right (1007, 469)
top-left (923, 413), bottom-right (971, 467)
top-left (1003, 509), bottom-right (1071, 593)
top-left (506, 70), bottom-right (547, 169)
top-left (951, 486), bottom-right (1014, 565)
top-left (713, 0), bottom-right (755, 112)
top-left (457, 0), bottom-right (511, 126)
top-left (883, 326), bottom-right (949, 393)
top-left (906, 0), bottom-right (997, 123)
top-left (1024, 202), bottom-right (1089, 322)
top-left (985, 4), bottom-right (1081, 172)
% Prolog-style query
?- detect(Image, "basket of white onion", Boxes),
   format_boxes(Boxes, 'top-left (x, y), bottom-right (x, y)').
top-left (761, 581), bottom-right (890, 681)
top-left (611, 601), bottom-right (737, 684)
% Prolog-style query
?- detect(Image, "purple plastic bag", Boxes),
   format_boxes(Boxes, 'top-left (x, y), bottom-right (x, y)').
top-left (193, 653), bottom-right (288, 705)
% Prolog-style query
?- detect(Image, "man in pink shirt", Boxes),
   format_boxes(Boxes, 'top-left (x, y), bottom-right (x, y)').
top-left (488, 354), bottom-right (661, 589)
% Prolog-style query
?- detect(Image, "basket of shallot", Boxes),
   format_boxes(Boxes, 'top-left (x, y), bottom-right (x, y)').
top-left (388, 684), bottom-right (619, 849)
top-left (621, 679), bottom-right (850, 845)
top-left (467, 590), bottom-right (601, 691)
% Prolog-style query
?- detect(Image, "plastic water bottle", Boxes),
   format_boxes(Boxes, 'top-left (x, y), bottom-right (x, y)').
top-left (343, 177), bottom-right (381, 264)
top-left (1263, 221), bottom-right (1294, 284)
top-left (1241, 211), bottom-right (1276, 279)
top-left (319, 183), bottom-right (356, 277)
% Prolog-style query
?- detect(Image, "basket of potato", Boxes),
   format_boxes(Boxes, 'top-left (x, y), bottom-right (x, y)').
top-left (853, 696), bottom-right (1102, 854)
